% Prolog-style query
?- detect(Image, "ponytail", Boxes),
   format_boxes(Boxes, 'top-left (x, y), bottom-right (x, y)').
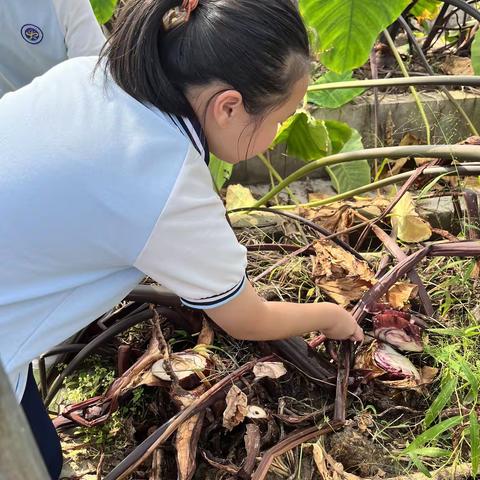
top-left (102, 0), bottom-right (310, 117)
top-left (105, 0), bottom-right (193, 116)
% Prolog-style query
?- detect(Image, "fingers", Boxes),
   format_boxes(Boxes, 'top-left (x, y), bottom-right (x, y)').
top-left (349, 324), bottom-right (364, 342)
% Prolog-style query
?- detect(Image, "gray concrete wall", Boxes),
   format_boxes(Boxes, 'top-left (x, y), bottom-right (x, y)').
top-left (230, 90), bottom-right (480, 184)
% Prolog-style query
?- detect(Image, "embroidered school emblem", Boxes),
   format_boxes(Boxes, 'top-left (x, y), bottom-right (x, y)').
top-left (21, 24), bottom-right (44, 44)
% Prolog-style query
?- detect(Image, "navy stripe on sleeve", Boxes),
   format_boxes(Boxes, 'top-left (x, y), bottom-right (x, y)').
top-left (180, 276), bottom-right (246, 309)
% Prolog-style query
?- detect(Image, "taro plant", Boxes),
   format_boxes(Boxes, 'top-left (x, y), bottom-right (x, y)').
top-left (299, 0), bottom-right (411, 73)
top-left (211, 0), bottom-right (480, 193)
top-left (90, 0), bottom-right (118, 25)
top-left (271, 112), bottom-right (371, 193)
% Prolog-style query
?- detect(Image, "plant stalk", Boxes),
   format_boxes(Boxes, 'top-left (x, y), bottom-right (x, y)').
top-left (269, 165), bottom-right (480, 211)
top-left (398, 15), bottom-right (478, 136)
top-left (258, 153), bottom-right (300, 205)
top-left (307, 75), bottom-right (480, 92)
top-left (384, 29), bottom-right (431, 143)
top-left (245, 145), bottom-right (480, 208)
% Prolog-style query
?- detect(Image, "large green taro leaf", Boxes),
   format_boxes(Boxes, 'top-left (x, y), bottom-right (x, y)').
top-left (324, 123), bottom-right (371, 193)
top-left (300, 0), bottom-right (410, 73)
top-left (272, 110), bottom-right (331, 162)
top-left (308, 71), bottom-right (365, 109)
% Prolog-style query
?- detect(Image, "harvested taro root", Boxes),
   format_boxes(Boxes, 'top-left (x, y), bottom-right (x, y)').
top-left (151, 352), bottom-right (209, 389)
top-left (355, 341), bottom-right (422, 389)
top-left (373, 309), bottom-right (423, 352)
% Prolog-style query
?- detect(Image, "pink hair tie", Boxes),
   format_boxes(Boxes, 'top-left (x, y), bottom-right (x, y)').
top-left (182, 0), bottom-right (199, 21)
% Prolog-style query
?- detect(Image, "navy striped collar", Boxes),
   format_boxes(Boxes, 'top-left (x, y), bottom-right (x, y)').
top-left (168, 114), bottom-right (210, 165)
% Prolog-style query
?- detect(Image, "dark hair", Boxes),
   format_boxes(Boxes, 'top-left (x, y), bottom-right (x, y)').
top-left (102, 0), bottom-right (310, 118)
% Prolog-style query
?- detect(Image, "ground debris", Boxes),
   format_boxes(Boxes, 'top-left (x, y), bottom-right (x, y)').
top-left (222, 385), bottom-right (248, 431)
top-left (312, 240), bottom-right (417, 308)
top-left (326, 425), bottom-right (397, 477)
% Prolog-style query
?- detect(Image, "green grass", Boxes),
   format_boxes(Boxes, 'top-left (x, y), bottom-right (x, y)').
top-left (403, 256), bottom-right (480, 476)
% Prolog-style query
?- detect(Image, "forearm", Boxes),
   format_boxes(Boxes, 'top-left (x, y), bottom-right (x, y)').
top-left (207, 281), bottom-right (360, 341)
top-left (226, 301), bottom-right (353, 340)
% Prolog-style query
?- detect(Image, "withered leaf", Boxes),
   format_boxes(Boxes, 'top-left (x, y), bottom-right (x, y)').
top-left (441, 55), bottom-right (473, 76)
top-left (312, 443), bottom-right (333, 480)
top-left (299, 197), bottom-right (389, 242)
top-left (312, 241), bottom-right (375, 306)
top-left (225, 184), bottom-right (278, 228)
top-left (391, 192), bottom-right (432, 243)
top-left (175, 411), bottom-right (205, 480)
top-left (420, 366), bottom-right (439, 385)
top-left (313, 238), bottom-right (418, 308)
top-left (386, 281), bottom-right (418, 309)
top-left (222, 385), bottom-right (248, 431)
top-left (253, 361), bottom-right (287, 380)
top-left (355, 341), bottom-right (422, 390)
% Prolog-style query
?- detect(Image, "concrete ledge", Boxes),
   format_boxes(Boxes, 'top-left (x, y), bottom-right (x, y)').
top-left (230, 90), bottom-right (480, 184)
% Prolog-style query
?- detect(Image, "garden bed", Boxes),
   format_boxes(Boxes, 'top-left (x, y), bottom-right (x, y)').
top-left (38, 1), bottom-right (480, 478)
top-left (46, 177), bottom-right (480, 480)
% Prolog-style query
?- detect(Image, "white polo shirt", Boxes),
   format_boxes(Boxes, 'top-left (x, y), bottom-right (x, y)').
top-left (0, 56), bottom-right (247, 400)
top-left (0, 0), bottom-right (106, 96)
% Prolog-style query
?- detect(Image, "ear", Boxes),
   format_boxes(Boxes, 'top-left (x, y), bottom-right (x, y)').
top-left (211, 90), bottom-right (245, 128)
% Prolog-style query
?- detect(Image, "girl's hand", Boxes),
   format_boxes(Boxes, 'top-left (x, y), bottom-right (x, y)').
top-left (319, 304), bottom-right (364, 342)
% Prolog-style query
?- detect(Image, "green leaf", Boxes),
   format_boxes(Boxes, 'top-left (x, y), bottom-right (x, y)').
top-left (308, 71), bottom-right (365, 109)
top-left (410, 0), bottom-right (442, 22)
top-left (405, 416), bottom-right (463, 453)
top-left (272, 110), bottom-right (331, 161)
top-left (470, 411), bottom-right (479, 477)
top-left (424, 374), bottom-right (457, 427)
top-left (428, 326), bottom-right (480, 337)
top-left (90, 0), bottom-right (118, 24)
top-left (453, 355), bottom-right (479, 401)
top-left (472, 31), bottom-right (480, 75)
top-left (407, 447), bottom-right (452, 458)
top-left (299, 0), bottom-right (410, 72)
top-left (417, 172), bottom-right (451, 199)
top-left (409, 453), bottom-right (432, 477)
top-left (272, 112), bottom-right (370, 192)
top-left (209, 154), bottom-right (233, 190)
top-left (324, 120), bottom-right (354, 154)
top-left (324, 125), bottom-right (371, 193)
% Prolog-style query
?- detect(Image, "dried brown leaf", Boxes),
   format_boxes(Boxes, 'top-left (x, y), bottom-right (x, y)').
top-left (253, 361), bottom-right (287, 380)
top-left (312, 443), bottom-right (335, 480)
top-left (386, 282), bottom-right (418, 309)
top-left (175, 412), bottom-right (205, 480)
top-left (312, 241), bottom-right (376, 306)
top-left (300, 197), bottom-right (389, 239)
top-left (317, 277), bottom-right (373, 306)
top-left (420, 366), bottom-right (439, 385)
top-left (388, 134), bottom-right (422, 176)
top-left (441, 55), bottom-right (473, 76)
top-left (222, 385), bottom-right (248, 431)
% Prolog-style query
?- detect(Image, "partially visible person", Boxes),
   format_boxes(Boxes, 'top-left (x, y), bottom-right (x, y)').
top-left (0, 1), bottom-right (363, 477)
top-left (0, 0), bottom-right (106, 97)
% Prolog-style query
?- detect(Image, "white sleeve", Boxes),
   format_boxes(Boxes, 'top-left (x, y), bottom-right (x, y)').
top-left (52, 0), bottom-right (106, 57)
top-left (134, 146), bottom-right (248, 310)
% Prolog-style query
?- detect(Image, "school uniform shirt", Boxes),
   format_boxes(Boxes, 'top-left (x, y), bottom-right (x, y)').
top-left (0, 0), bottom-right (106, 96)
top-left (0, 56), bottom-right (247, 401)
